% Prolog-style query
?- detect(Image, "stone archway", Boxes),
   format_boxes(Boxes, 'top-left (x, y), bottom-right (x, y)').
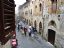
top-left (34, 20), bottom-right (37, 29)
top-left (39, 22), bottom-right (42, 35)
top-left (48, 20), bottom-right (56, 45)
top-left (48, 29), bottom-right (56, 45)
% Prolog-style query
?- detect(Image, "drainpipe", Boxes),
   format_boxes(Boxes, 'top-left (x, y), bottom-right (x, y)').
top-left (42, 17), bottom-right (44, 38)
top-left (42, 1), bottom-right (44, 38)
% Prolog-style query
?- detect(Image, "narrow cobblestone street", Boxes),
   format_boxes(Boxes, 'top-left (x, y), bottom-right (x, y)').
top-left (0, 0), bottom-right (64, 48)
top-left (16, 28), bottom-right (55, 48)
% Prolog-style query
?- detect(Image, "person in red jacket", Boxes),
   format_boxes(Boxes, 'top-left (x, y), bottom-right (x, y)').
top-left (24, 27), bottom-right (27, 36)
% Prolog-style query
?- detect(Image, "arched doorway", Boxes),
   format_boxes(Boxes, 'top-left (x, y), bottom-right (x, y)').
top-left (34, 20), bottom-right (37, 29)
top-left (48, 29), bottom-right (56, 45)
top-left (48, 20), bottom-right (56, 45)
top-left (39, 22), bottom-right (42, 34)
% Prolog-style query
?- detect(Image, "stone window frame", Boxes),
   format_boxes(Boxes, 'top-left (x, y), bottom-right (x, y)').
top-left (39, 3), bottom-right (42, 11)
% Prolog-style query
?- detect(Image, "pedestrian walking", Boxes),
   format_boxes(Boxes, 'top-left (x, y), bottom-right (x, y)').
top-left (20, 27), bottom-right (24, 35)
top-left (24, 27), bottom-right (27, 36)
top-left (31, 27), bottom-right (35, 37)
top-left (28, 28), bottom-right (31, 37)
top-left (18, 23), bottom-right (20, 32)
top-left (18, 24), bottom-right (19, 31)
top-left (28, 26), bottom-right (32, 37)
top-left (16, 39), bottom-right (18, 46)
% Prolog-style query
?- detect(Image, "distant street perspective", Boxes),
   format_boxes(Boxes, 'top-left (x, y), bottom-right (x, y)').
top-left (0, 0), bottom-right (64, 48)
top-left (16, 21), bottom-right (54, 48)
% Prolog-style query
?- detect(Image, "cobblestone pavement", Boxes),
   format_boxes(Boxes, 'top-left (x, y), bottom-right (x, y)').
top-left (16, 29), bottom-right (55, 48)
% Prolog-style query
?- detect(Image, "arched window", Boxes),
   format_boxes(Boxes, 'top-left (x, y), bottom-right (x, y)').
top-left (31, 9), bottom-right (32, 14)
top-left (48, 20), bottom-right (56, 28)
top-left (39, 3), bottom-right (42, 11)
top-left (58, 15), bottom-right (60, 20)
top-left (51, 0), bottom-right (57, 13)
top-left (39, 22), bottom-right (42, 35)
top-left (34, 20), bottom-right (37, 29)
top-left (51, 0), bottom-right (57, 3)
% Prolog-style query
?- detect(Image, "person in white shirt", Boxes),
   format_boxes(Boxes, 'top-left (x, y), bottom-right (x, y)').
top-left (28, 26), bottom-right (32, 37)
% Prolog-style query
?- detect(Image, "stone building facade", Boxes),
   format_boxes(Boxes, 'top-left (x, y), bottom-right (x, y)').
top-left (19, 0), bottom-right (64, 48)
